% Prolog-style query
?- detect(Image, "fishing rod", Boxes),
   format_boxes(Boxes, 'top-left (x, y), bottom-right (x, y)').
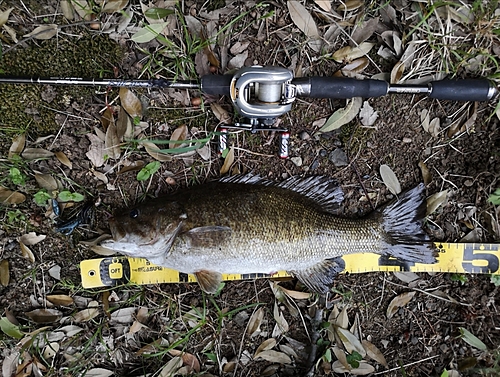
top-left (1, 66), bottom-right (498, 157)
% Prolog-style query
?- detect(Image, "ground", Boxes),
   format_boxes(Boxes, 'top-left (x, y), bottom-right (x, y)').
top-left (0, 1), bottom-right (500, 376)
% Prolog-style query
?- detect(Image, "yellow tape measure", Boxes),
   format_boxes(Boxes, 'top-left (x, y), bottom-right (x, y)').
top-left (80, 243), bottom-right (500, 289)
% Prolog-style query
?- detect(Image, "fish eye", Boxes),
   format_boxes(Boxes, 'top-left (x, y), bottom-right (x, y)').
top-left (129, 209), bottom-right (140, 219)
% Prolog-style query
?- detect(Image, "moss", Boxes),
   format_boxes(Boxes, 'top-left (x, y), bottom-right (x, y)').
top-left (0, 33), bottom-right (124, 138)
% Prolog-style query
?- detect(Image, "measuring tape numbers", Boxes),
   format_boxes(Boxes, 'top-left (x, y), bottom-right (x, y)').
top-left (80, 243), bottom-right (500, 289)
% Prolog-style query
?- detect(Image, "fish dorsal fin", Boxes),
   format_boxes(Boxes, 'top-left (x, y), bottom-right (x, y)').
top-left (182, 226), bottom-right (232, 248)
top-left (289, 257), bottom-right (345, 293)
top-left (220, 174), bottom-right (344, 213)
top-left (195, 270), bottom-right (223, 294)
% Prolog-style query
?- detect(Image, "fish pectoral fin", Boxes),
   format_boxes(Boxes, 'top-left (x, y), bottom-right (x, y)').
top-left (289, 257), bottom-right (345, 294)
top-left (183, 226), bottom-right (232, 248)
top-left (194, 270), bottom-right (223, 294)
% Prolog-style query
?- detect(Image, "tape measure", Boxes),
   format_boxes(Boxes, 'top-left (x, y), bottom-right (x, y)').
top-left (80, 243), bottom-right (500, 289)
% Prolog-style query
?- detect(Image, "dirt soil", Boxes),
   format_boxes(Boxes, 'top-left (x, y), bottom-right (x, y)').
top-left (0, 1), bottom-right (499, 377)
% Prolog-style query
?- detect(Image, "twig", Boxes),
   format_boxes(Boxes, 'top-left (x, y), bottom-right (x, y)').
top-left (305, 295), bottom-right (326, 377)
top-left (372, 354), bottom-right (440, 375)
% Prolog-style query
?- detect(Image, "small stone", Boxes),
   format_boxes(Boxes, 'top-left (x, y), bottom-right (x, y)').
top-left (299, 131), bottom-right (311, 140)
top-left (48, 265), bottom-right (61, 280)
top-left (234, 311), bottom-right (249, 327)
top-left (310, 159), bottom-right (319, 171)
top-left (291, 156), bottom-right (303, 167)
top-left (328, 148), bottom-right (348, 167)
top-left (402, 137), bottom-right (412, 143)
top-left (319, 149), bottom-right (327, 157)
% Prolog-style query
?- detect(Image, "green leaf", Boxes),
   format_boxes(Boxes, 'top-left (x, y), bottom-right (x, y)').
top-left (144, 8), bottom-right (175, 19)
top-left (34, 190), bottom-right (52, 206)
top-left (487, 188), bottom-right (500, 205)
top-left (58, 190), bottom-right (85, 203)
top-left (458, 327), bottom-right (487, 351)
top-left (490, 275), bottom-right (500, 286)
top-left (0, 317), bottom-right (24, 339)
top-left (440, 370), bottom-right (449, 377)
top-left (137, 161), bottom-right (161, 181)
top-left (9, 167), bottom-right (26, 185)
top-left (131, 22), bottom-right (168, 43)
top-left (346, 350), bottom-right (363, 368)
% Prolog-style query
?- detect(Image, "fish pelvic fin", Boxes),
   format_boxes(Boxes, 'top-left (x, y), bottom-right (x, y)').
top-left (381, 183), bottom-right (437, 264)
top-left (289, 257), bottom-right (345, 293)
top-left (195, 270), bottom-right (223, 294)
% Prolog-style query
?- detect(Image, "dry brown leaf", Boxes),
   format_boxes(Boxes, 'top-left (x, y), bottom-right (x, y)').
top-left (332, 360), bottom-right (375, 375)
top-left (118, 160), bottom-right (145, 174)
top-left (26, 308), bottom-right (63, 323)
top-left (19, 232), bottom-right (46, 245)
top-left (210, 103), bottom-right (231, 124)
top-left (60, 0), bottom-right (74, 20)
top-left (287, 1), bottom-right (320, 38)
top-left (23, 24), bottom-right (58, 39)
top-left (21, 148), bottom-right (54, 160)
top-left (318, 97), bottom-right (362, 133)
top-left (0, 187), bottom-right (26, 204)
top-left (159, 356), bottom-right (183, 377)
top-left (170, 124), bottom-right (189, 149)
top-left (359, 101), bottom-right (378, 126)
top-left (0, 259), bottom-right (10, 286)
top-left (8, 134), bottom-right (25, 159)
top-left (336, 327), bottom-right (366, 357)
top-left (119, 87), bottom-right (142, 119)
top-left (314, 0), bottom-right (331, 12)
top-left (73, 301), bottom-right (99, 323)
top-left (142, 141), bottom-right (173, 162)
top-left (254, 338), bottom-right (277, 358)
top-left (101, 107), bottom-right (114, 130)
top-left (255, 349), bottom-right (292, 364)
top-left (380, 164), bottom-right (401, 195)
top-left (418, 161), bottom-right (432, 185)
top-left (272, 302), bottom-right (289, 337)
top-left (35, 173), bottom-right (59, 192)
top-left (169, 350), bottom-right (201, 373)
top-left (426, 190), bottom-right (448, 216)
top-left (386, 291), bottom-right (415, 319)
top-left (362, 340), bottom-right (388, 368)
top-left (332, 346), bottom-right (350, 369)
top-left (428, 117), bottom-right (441, 137)
top-left (220, 146), bottom-right (235, 175)
top-left (93, 171), bottom-right (108, 184)
top-left (247, 307), bottom-right (265, 337)
top-left (116, 107), bottom-right (132, 139)
top-left (351, 18), bottom-right (380, 45)
top-left (84, 369), bottom-right (113, 377)
top-left (278, 286), bottom-right (312, 300)
top-left (19, 242), bottom-right (35, 263)
top-left (390, 61), bottom-right (405, 84)
top-left (332, 43), bottom-right (375, 63)
top-left (420, 109), bottom-right (430, 133)
top-left (105, 123), bottom-right (121, 159)
top-left (0, 7), bottom-right (14, 28)
top-left (341, 57), bottom-right (369, 76)
top-left (46, 294), bottom-right (74, 306)
top-left (337, 0), bottom-right (364, 11)
top-left (102, 0), bottom-right (128, 13)
top-left (55, 151), bottom-right (72, 169)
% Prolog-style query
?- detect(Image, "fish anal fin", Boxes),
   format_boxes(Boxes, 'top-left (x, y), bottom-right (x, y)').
top-left (289, 257), bottom-right (345, 293)
top-left (183, 226), bottom-right (231, 248)
top-left (195, 270), bottom-right (223, 294)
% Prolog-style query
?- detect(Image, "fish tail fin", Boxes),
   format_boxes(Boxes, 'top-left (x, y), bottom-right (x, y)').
top-left (380, 183), bottom-right (437, 264)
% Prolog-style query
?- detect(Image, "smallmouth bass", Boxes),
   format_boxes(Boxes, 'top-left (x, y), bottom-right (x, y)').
top-left (102, 175), bottom-right (436, 293)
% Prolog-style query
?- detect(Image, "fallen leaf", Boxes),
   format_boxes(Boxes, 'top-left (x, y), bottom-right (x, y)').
top-left (0, 187), bottom-right (26, 204)
top-left (169, 350), bottom-right (201, 373)
top-left (35, 173), bottom-right (59, 192)
top-left (21, 148), bottom-right (54, 160)
top-left (86, 134), bottom-right (106, 167)
top-left (418, 161), bottom-right (432, 185)
top-left (0, 260), bottom-right (10, 286)
top-left (278, 286), bottom-right (312, 300)
top-left (458, 327), bottom-right (487, 351)
top-left (362, 340), bottom-right (388, 368)
top-left (119, 87), bottom-right (142, 119)
top-left (102, 0), bottom-right (128, 13)
top-left (84, 369), bottom-right (114, 377)
top-left (426, 190), bottom-right (448, 216)
top-left (254, 338), bottom-right (277, 358)
top-left (25, 308), bottom-right (63, 324)
top-left (314, 0), bottom-right (331, 12)
top-left (337, 0), bottom-right (364, 11)
top-left (73, 301), bottom-right (99, 323)
top-left (272, 302), bottom-right (289, 337)
top-left (60, 0), bottom-right (74, 20)
top-left (332, 346), bottom-right (350, 369)
top-left (141, 141), bottom-right (173, 162)
top-left (43, 342), bottom-right (60, 360)
top-left (332, 360), bottom-right (375, 375)
top-left (336, 327), bottom-right (366, 357)
top-left (390, 61), bottom-right (405, 84)
top-left (247, 307), bottom-right (264, 337)
top-left (196, 144), bottom-right (211, 161)
top-left (105, 123), bottom-right (121, 159)
top-left (393, 271), bottom-right (420, 284)
top-left (380, 164), bottom-right (401, 195)
top-left (0, 7), bottom-right (14, 28)
top-left (220, 146), bottom-right (235, 175)
top-left (255, 349), bottom-right (292, 364)
top-left (170, 124), bottom-right (189, 149)
top-left (111, 307), bottom-right (136, 324)
top-left (318, 97), bottom-right (363, 133)
top-left (428, 117), bottom-right (441, 137)
top-left (332, 43), bottom-right (375, 63)
top-left (19, 232), bottom-right (46, 245)
top-left (131, 22), bottom-right (168, 43)
top-left (386, 291), bottom-right (415, 319)
top-left (8, 134), bottom-right (25, 159)
top-left (420, 109), bottom-right (430, 133)
top-left (116, 107), bottom-right (133, 139)
top-left (23, 24), bottom-right (58, 40)
top-left (210, 103), bottom-right (231, 124)
top-left (359, 101), bottom-right (378, 126)
top-left (55, 151), bottom-right (72, 169)
top-left (19, 242), bottom-right (35, 263)
top-left (159, 356), bottom-right (183, 377)
top-left (341, 57), bottom-right (369, 76)
top-left (46, 295), bottom-right (74, 306)
top-left (287, 1), bottom-right (320, 38)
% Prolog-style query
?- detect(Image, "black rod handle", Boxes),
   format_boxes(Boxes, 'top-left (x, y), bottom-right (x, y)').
top-left (429, 79), bottom-right (497, 101)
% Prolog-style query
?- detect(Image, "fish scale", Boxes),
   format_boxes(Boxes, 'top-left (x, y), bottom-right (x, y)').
top-left (102, 175), bottom-right (437, 293)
